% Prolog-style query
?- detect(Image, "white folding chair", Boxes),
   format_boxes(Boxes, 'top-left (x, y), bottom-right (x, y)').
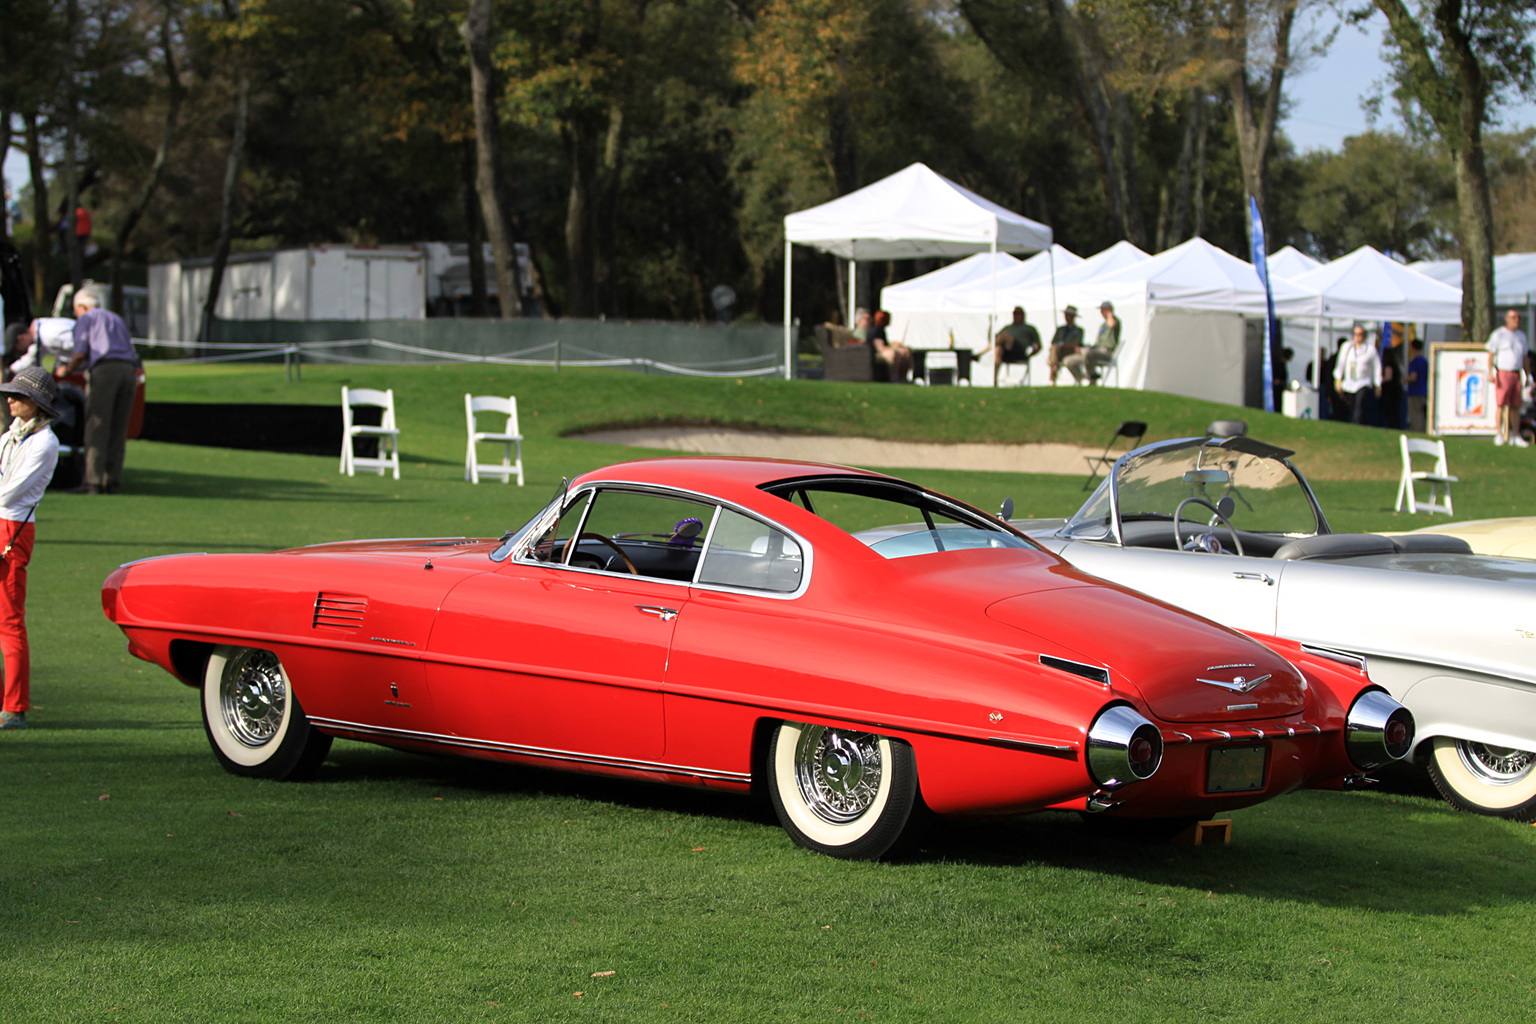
top-left (339, 386), bottom-right (401, 479)
top-left (464, 394), bottom-right (524, 485)
top-left (919, 350), bottom-right (963, 386)
top-left (1395, 434), bottom-right (1457, 515)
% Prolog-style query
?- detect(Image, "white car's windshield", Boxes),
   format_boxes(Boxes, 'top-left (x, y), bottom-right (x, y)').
top-left (1065, 439), bottom-right (1322, 541)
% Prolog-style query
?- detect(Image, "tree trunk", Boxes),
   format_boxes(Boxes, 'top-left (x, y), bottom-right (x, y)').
top-left (462, 0), bottom-right (524, 319)
top-left (112, 1), bottom-right (183, 315)
top-left (564, 119), bottom-right (598, 318)
top-left (460, 141), bottom-right (488, 317)
top-left (1167, 89), bottom-right (1204, 245)
top-left (1045, 0), bottom-right (1146, 246)
top-left (199, 70), bottom-right (249, 348)
top-left (1374, 0), bottom-right (1496, 344)
top-left (1226, 0), bottom-right (1295, 239)
top-left (23, 111), bottom-right (49, 308)
top-left (595, 104), bottom-right (624, 318)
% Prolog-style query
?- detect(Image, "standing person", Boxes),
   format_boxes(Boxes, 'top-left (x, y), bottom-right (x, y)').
top-left (1333, 325), bottom-right (1382, 425)
top-left (1046, 305), bottom-right (1084, 384)
top-left (1486, 308), bottom-right (1528, 447)
top-left (1380, 336), bottom-right (1403, 429)
top-left (54, 287), bottom-right (139, 493)
top-left (985, 306), bottom-right (1041, 385)
top-left (1405, 339), bottom-right (1430, 432)
top-left (0, 368), bottom-right (61, 730)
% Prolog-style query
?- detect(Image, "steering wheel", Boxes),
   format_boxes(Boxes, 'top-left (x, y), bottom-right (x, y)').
top-left (574, 531), bottom-right (638, 574)
top-left (1172, 497), bottom-right (1245, 556)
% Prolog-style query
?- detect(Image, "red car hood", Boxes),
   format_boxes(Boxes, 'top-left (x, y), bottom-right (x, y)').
top-left (985, 583), bottom-right (1307, 723)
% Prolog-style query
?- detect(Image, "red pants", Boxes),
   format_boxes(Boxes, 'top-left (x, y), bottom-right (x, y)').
top-left (0, 521), bottom-right (34, 714)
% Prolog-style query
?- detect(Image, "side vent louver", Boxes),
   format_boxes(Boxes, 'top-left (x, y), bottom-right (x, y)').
top-left (314, 592), bottom-right (367, 630)
top-left (1040, 654), bottom-right (1111, 686)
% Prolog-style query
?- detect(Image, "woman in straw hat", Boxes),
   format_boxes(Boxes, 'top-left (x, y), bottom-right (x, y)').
top-left (0, 367), bottom-right (61, 730)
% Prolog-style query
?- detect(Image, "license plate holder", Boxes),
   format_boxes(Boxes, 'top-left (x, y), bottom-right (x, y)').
top-left (1206, 744), bottom-right (1267, 794)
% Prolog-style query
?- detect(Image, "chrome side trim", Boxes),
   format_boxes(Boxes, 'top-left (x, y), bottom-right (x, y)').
top-left (306, 716), bottom-right (752, 783)
top-left (986, 736), bottom-right (1077, 757)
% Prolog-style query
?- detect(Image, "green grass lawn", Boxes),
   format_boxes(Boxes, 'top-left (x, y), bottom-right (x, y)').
top-left (2, 364), bottom-right (1533, 1022)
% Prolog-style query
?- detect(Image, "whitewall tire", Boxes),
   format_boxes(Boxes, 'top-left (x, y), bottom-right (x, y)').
top-left (1427, 736), bottom-right (1536, 822)
top-left (766, 721), bottom-right (925, 859)
top-left (202, 645), bottom-right (331, 780)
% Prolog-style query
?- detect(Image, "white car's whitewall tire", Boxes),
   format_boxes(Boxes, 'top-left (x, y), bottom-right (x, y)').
top-left (1427, 736), bottom-right (1536, 822)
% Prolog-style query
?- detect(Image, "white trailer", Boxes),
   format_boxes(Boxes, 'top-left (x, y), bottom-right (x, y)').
top-left (149, 244), bottom-right (426, 342)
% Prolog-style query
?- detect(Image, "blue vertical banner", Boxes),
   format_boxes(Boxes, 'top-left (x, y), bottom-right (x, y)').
top-left (1248, 197), bottom-right (1277, 413)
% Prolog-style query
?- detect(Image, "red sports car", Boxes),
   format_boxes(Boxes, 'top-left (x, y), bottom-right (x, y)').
top-left (101, 458), bottom-right (1411, 859)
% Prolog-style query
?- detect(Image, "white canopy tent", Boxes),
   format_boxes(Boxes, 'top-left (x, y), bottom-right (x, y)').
top-left (1268, 245), bottom-right (1323, 280)
top-left (782, 162), bottom-right (1053, 378)
top-left (1412, 253), bottom-right (1536, 305)
top-left (881, 246), bottom-right (1080, 354)
top-left (1289, 246), bottom-right (1462, 388)
top-left (1002, 238), bottom-right (1318, 403)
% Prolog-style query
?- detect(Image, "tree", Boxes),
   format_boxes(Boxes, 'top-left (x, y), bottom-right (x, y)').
top-left (1372, 0), bottom-right (1536, 342)
top-left (462, 0), bottom-right (529, 318)
top-left (1292, 130), bottom-right (1456, 258)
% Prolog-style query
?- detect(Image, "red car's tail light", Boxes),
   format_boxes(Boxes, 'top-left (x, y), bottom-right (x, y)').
top-left (1087, 705), bottom-right (1163, 788)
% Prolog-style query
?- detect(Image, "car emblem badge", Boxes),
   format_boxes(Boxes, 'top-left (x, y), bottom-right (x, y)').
top-left (1198, 664), bottom-right (1271, 693)
top-left (390, 683), bottom-right (399, 698)
top-left (989, 711), bottom-right (1003, 723)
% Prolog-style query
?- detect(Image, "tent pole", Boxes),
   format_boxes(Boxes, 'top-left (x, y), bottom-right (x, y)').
top-left (989, 239), bottom-right (998, 361)
top-left (1311, 297), bottom-right (1322, 391)
top-left (784, 240), bottom-right (794, 381)
top-left (848, 258), bottom-right (858, 326)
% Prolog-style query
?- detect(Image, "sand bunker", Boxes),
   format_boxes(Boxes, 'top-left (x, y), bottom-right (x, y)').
top-left (575, 427), bottom-right (1100, 475)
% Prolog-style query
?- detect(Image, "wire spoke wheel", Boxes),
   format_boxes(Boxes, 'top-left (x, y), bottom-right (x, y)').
top-left (1427, 735), bottom-right (1536, 822)
top-left (767, 721), bottom-right (925, 860)
top-left (202, 645), bottom-right (331, 780)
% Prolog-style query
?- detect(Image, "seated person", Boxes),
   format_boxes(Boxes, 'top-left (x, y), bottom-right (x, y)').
top-left (1064, 301), bottom-right (1120, 384)
top-left (1046, 305), bottom-right (1084, 384)
top-left (984, 306), bottom-right (1041, 385)
top-left (867, 310), bottom-right (911, 381)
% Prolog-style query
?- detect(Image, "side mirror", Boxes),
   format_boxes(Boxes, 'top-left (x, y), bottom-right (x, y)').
top-left (1216, 495), bottom-right (1236, 519)
top-left (999, 497), bottom-right (1015, 521)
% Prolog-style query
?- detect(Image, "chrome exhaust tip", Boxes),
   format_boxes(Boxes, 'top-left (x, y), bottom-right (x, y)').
top-left (1345, 689), bottom-right (1415, 769)
top-left (1087, 705), bottom-right (1163, 788)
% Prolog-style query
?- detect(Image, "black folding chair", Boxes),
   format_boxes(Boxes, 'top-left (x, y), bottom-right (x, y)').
top-left (1082, 420), bottom-right (1148, 491)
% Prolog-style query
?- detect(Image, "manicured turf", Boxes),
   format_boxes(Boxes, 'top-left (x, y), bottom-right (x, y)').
top-left (2, 364), bottom-right (1533, 1022)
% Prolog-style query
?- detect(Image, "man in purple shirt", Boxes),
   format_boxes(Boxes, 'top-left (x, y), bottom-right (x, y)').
top-left (55, 287), bottom-right (139, 493)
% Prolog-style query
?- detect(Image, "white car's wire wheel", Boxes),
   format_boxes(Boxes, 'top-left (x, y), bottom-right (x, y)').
top-left (767, 721), bottom-right (925, 859)
top-left (202, 646), bottom-right (331, 780)
top-left (1427, 736), bottom-right (1536, 822)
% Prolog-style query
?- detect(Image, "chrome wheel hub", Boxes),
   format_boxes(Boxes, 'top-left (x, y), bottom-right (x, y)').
top-left (794, 726), bottom-right (882, 824)
top-left (1457, 740), bottom-right (1536, 785)
top-left (220, 649), bottom-right (286, 748)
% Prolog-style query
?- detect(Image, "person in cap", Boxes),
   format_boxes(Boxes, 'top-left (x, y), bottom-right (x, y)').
top-left (0, 367), bottom-right (61, 730)
top-left (1046, 305), bottom-right (1084, 384)
top-left (1064, 300), bottom-right (1122, 385)
top-left (984, 306), bottom-right (1041, 386)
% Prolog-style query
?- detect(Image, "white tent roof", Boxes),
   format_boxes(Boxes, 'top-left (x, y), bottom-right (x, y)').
top-left (784, 163), bottom-right (1054, 259)
top-left (1412, 253), bottom-right (1536, 305)
top-left (880, 251), bottom-right (1022, 311)
top-left (1268, 245), bottom-right (1323, 280)
top-left (1290, 246), bottom-right (1461, 323)
top-left (1040, 237), bottom-right (1318, 317)
top-left (1045, 240), bottom-right (1150, 289)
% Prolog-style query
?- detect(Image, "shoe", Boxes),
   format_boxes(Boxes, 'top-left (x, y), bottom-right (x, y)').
top-left (0, 711), bottom-right (26, 730)
top-left (1495, 435), bottom-right (1507, 446)
top-left (1515, 436), bottom-right (1531, 448)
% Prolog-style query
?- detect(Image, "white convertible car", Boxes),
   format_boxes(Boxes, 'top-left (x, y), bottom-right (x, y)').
top-left (1002, 436), bottom-right (1536, 821)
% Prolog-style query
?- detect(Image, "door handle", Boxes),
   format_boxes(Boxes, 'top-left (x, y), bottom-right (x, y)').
top-left (635, 605), bottom-right (679, 621)
top-left (1232, 571), bottom-right (1275, 586)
